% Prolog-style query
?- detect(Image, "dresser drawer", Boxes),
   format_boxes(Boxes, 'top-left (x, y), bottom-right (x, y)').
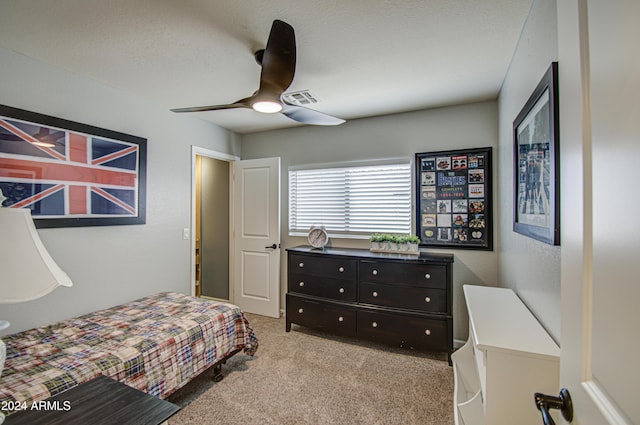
top-left (357, 310), bottom-right (449, 351)
top-left (289, 273), bottom-right (356, 301)
top-left (290, 253), bottom-right (357, 281)
top-left (286, 294), bottom-right (356, 337)
top-left (359, 261), bottom-right (447, 288)
top-left (358, 282), bottom-right (447, 313)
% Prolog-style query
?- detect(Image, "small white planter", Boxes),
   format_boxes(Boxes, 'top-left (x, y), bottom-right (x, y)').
top-left (397, 243), bottom-right (420, 254)
top-left (370, 242), bottom-right (385, 251)
top-left (370, 241), bottom-right (420, 255)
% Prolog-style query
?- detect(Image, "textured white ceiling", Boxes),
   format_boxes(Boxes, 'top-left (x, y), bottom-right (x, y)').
top-left (0, 0), bottom-right (533, 133)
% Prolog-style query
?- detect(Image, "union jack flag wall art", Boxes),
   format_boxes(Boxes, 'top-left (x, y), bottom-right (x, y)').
top-left (0, 105), bottom-right (147, 228)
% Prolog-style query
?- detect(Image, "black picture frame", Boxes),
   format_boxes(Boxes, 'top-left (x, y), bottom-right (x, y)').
top-left (415, 147), bottom-right (493, 250)
top-left (513, 62), bottom-right (560, 245)
top-left (0, 104), bottom-right (147, 228)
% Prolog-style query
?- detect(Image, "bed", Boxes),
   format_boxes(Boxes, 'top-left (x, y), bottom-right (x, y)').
top-left (0, 292), bottom-right (258, 417)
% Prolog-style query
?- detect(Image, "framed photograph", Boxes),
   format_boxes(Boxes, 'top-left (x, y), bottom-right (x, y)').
top-left (0, 104), bottom-right (147, 228)
top-left (513, 62), bottom-right (559, 245)
top-left (415, 147), bottom-right (493, 250)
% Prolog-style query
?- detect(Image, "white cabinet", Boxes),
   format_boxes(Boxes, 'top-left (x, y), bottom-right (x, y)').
top-left (452, 285), bottom-right (560, 425)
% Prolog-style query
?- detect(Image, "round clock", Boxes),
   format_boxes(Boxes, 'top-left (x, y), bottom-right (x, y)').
top-left (307, 224), bottom-right (329, 249)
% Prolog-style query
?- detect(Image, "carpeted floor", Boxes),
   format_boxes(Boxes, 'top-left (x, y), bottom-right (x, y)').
top-left (168, 313), bottom-right (454, 425)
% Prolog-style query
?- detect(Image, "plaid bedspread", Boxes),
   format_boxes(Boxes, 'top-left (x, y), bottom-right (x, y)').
top-left (0, 292), bottom-right (258, 416)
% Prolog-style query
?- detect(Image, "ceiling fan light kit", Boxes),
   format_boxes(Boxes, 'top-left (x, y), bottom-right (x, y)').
top-left (252, 100), bottom-right (282, 113)
top-left (171, 19), bottom-right (344, 126)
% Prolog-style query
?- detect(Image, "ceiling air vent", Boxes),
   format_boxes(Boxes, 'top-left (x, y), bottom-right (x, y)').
top-left (282, 90), bottom-right (319, 106)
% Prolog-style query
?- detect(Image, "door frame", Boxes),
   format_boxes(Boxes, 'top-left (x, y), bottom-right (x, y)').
top-left (190, 146), bottom-right (240, 298)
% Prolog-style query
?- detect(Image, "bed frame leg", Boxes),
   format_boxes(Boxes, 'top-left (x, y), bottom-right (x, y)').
top-left (212, 363), bottom-right (224, 382)
top-left (210, 347), bottom-right (243, 383)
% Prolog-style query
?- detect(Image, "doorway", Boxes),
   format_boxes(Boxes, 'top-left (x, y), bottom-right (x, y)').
top-left (190, 147), bottom-right (281, 317)
top-left (191, 147), bottom-right (239, 300)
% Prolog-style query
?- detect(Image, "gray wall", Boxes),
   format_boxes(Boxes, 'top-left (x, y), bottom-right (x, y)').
top-left (497, 0), bottom-right (560, 342)
top-left (0, 46), bottom-right (240, 335)
top-left (242, 101), bottom-right (499, 342)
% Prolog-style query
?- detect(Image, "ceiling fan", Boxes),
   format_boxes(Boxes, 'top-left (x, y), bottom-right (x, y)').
top-left (171, 19), bottom-right (345, 126)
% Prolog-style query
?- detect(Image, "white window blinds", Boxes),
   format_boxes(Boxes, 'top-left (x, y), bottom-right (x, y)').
top-left (288, 161), bottom-right (412, 237)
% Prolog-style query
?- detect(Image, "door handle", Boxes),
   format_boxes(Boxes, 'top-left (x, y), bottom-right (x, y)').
top-left (265, 243), bottom-right (278, 249)
top-left (534, 388), bottom-right (573, 425)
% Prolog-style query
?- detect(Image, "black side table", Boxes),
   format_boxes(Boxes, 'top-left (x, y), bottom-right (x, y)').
top-left (4, 375), bottom-right (180, 425)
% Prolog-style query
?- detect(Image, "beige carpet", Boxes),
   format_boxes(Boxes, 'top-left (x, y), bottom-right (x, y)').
top-left (168, 313), bottom-right (454, 425)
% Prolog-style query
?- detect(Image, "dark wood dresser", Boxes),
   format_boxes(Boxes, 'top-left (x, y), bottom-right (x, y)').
top-left (286, 246), bottom-right (454, 361)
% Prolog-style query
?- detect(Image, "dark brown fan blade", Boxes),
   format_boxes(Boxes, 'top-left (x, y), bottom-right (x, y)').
top-left (170, 97), bottom-right (253, 113)
top-left (171, 19), bottom-right (338, 126)
top-left (281, 103), bottom-right (345, 126)
top-left (258, 20), bottom-right (296, 96)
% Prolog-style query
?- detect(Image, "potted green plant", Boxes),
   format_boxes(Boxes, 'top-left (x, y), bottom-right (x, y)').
top-left (387, 234), bottom-right (400, 252)
top-left (370, 233), bottom-right (420, 254)
top-left (369, 233), bottom-right (388, 251)
top-left (403, 235), bottom-right (421, 254)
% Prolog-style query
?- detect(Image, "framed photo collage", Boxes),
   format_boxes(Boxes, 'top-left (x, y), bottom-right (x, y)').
top-left (415, 147), bottom-right (493, 250)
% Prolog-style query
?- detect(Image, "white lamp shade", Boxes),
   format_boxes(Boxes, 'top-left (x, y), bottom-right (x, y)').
top-left (0, 208), bottom-right (73, 304)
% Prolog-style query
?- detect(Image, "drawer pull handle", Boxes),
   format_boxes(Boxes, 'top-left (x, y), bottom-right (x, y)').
top-left (372, 322), bottom-right (378, 328)
top-left (425, 273), bottom-right (431, 279)
top-left (339, 266), bottom-right (345, 273)
top-left (338, 316), bottom-right (344, 322)
top-left (425, 297), bottom-right (431, 303)
top-left (372, 270), bottom-right (378, 276)
top-left (298, 308), bottom-right (304, 314)
top-left (425, 329), bottom-right (431, 336)
top-left (299, 262), bottom-right (304, 268)
top-left (339, 288), bottom-right (345, 293)
top-left (372, 291), bottom-right (378, 297)
top-left (299, 282), bottom-right (305, 287)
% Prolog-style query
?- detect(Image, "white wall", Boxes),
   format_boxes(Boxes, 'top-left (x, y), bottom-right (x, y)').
top-left (0, 46), bottom-right (240, 335)
top-left (497, 0), bottom-right (560, 341)
top-left (242, 101), bottom-right (499, 342)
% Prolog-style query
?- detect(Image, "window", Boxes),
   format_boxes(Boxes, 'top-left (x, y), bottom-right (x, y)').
top-left (288, 160), bottom-right (412, 238)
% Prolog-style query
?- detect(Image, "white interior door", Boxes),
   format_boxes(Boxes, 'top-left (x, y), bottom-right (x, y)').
top-left (231, 157), bottom-right (280, 318)
top-left (557, 1), bottom-right (639, 424)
